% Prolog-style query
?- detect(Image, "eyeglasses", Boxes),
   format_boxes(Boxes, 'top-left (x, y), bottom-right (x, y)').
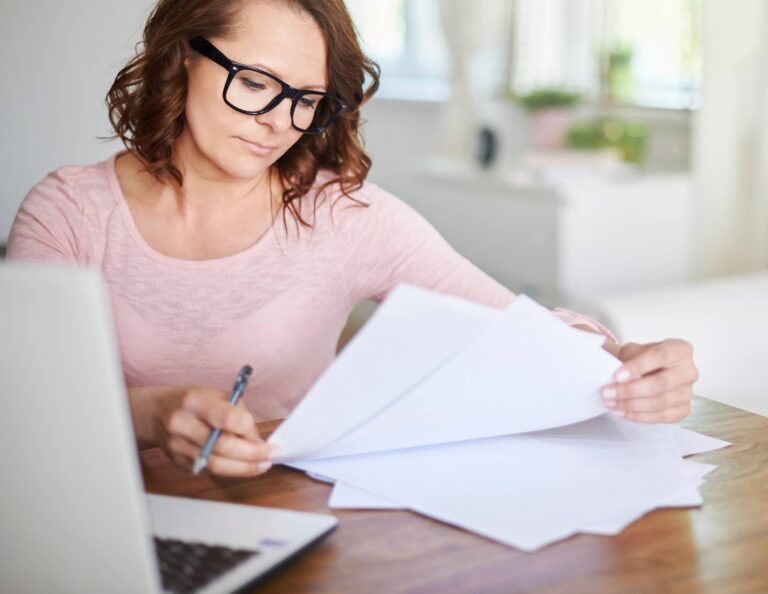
top-left (188, 37), bottom-right (348, 134)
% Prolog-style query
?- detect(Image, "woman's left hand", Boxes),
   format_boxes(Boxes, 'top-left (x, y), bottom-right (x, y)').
top-left (601, 339), bottom-right (699, 423)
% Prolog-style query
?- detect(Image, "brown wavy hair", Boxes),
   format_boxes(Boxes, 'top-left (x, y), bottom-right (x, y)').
top-left (105, 0), bottom-right (380, 227)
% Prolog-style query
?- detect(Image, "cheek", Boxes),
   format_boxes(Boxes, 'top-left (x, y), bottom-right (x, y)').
top-left (183, 74), bottom-right (307, 177)
top-left (184, 87), bottom-right (258, 177)
top-left (273, 131), bottom-right (304, 157)
top-left (184, 78), bottom-right (237, 151)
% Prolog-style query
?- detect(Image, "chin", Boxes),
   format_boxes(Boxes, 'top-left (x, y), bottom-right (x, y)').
top-left (204, 146), bottom-right (273, 181)
top-left (227, 158), bottom-right (272, 180)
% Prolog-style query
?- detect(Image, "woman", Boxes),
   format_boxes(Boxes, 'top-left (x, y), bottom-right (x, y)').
top-left (7, 0), bottom-right (698, 477)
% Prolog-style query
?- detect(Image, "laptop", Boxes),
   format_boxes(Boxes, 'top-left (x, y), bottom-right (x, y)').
top-left (0, 262), bottom-right (338, 594)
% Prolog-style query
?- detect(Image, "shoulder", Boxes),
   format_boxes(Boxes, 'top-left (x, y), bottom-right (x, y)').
top-left (7, 154), bottom-right (118, 261)
top-left (308, 169), bottom-right (414, 225)
top-left (21, 155), bottom-right (115, 217)
top-left (304, 170), bottom-right (437, 253)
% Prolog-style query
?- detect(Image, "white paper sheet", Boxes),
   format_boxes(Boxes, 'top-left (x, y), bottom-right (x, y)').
top-left (673, 427), bottom-right (731, 457)
top-left (328, 482), bottom-right (403, 510)
top-left (327, 462), bottom-right (715, 515)
top-left (292, 433), bottom-right (694, 552)
top-left (324, 418), bottom-right (727, 521)
top-left (320, 421), bottom-right (727, 544)
top-left (269, 285), bottom-right (498, 459)
top-left (579, 461), bottom-right (717, 535)
top-left (279, 292), bottom-right (620, 461)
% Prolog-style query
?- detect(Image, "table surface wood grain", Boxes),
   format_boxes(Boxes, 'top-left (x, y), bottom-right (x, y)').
top-left (140, 397), bottom-right (768, 594)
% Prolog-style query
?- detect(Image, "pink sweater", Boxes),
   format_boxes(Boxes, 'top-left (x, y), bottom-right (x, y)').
top-left (7, 151), bottom-right (616, 421)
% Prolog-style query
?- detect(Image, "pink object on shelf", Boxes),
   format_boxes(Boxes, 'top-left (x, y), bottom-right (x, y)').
top-left (530, 108), bottom-right (571, 149)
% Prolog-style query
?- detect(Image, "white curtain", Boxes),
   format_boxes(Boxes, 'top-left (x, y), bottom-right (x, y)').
top-left (435, 0), bottom-right (513, 163)
top-left (692, 0), bottom-right (768, 276)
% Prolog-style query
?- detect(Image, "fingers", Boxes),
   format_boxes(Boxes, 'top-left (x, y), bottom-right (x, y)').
top-left (235, 400), bottom-right (263, 442)
top-left (603, 366), bottom-right (698, 401)
top-left (169, 411), bottom-right (212, 445)
top-left (602, 338), bottom-right (698, 424)
top-left (613, 339), bottom-right (694, 383)
top-left (158, 386), bottom-right (274, 477)
top-left (167, 434), bottom-right (203, 468)
top-left (604, 385), bottom-right (692, 414)
top-left (210, 433), bottom-right (273, 464)
top-left (616, 341), bottom-right (646, 362)
top-left (612, 403), bottom-right (691, 424)
top-left (167, 434), bottom-right (272, 477)
top-left (170, 410), bottom-right (260, 460)
top-left (165, 409), bottom-right (272, 464)
top-left (183, 388), bottom-right (260, 439)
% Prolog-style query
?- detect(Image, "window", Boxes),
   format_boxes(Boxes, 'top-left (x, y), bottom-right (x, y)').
top-left (512, 0), bottom-right (702, 110)
top-left (345, 0), bottom-right (449, 100)
top-left (345, 0), bottom-right (701, 109)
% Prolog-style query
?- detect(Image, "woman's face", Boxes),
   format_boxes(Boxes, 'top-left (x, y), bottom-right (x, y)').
top-left (182, 1), bottom-right (328, 182)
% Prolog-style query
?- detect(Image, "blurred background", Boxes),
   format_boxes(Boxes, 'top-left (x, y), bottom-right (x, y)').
top-left (1, 0), bottom-right (766, 414)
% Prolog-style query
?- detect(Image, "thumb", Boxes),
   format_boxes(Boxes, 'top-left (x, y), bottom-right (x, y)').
top-left (617, 341), bottom-right (647, 362)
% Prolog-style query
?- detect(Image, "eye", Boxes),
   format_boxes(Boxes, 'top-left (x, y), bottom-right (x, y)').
top-left (240, 78), bottom-right (267, 91)
top-left (298, 96), bottom-right (318, 109)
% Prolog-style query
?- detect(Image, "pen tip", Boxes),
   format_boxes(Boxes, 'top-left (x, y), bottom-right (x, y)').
top-left (192, 458), bottom-right (206, 475)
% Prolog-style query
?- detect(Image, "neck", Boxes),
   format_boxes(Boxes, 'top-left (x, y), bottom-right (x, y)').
top-left (163, 135), bottom-right (279, 223)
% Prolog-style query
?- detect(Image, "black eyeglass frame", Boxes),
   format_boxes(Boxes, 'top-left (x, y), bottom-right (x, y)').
top-left (188, 36), bottom-right (348, 134)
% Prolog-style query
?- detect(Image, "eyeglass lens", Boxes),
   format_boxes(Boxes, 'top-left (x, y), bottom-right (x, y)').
top-left (228, 69), bottom-right (341, 131)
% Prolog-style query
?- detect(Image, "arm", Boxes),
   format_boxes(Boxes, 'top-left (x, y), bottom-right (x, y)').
top-left (332, 183), bottom-right (616, 341)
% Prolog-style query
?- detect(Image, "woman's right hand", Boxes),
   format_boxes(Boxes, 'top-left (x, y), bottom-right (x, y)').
top-left (128, 385), bottom-right (277, 477)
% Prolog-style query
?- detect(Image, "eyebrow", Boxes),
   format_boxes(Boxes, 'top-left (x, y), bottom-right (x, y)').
top-left (246, 62), bottom-right (327, 92)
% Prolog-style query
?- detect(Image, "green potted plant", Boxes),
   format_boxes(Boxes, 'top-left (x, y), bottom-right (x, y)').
top-left (513, 88), bottom-right (582, 149)
top-left (602, 43), bottom-right (634, 103)
top-left (566, 117), bottom-right (649, 164)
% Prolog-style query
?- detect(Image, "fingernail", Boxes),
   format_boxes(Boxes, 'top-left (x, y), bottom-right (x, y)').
top-left (615, 369), bottom-right (632, 383)
top-left (602, 387), bottom-right (617, 400)
top-left (258, 461), bottom-right (272, 472)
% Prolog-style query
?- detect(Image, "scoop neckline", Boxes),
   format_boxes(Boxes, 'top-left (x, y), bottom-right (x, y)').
top-left (105, 150), bottom-right (282, 269)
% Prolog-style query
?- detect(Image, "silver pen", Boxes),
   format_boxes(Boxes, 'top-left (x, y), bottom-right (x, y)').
top-left (192, 365), bottom-right (253, 475)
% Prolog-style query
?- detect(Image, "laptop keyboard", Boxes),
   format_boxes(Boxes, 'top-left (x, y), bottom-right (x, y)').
top-left (154, 537), bottom-right (260, 593)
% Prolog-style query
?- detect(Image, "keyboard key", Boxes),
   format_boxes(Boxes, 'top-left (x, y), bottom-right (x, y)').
top-left (154, 537), bottom-right (260, 593)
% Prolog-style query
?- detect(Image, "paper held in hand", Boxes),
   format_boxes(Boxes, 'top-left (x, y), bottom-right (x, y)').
top-left (268, 285), bottom-right (730, 551)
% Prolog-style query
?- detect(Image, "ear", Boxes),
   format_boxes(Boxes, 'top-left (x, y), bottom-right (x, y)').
top-left (181, 39), bottom-right (193, 70)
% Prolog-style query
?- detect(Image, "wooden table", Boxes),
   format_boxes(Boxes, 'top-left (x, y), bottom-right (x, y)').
top-left (141, 398), bottom-right (768, 594)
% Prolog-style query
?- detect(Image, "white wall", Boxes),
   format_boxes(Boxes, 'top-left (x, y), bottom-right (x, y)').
top-left (0, 0), bottom-right (155, 240)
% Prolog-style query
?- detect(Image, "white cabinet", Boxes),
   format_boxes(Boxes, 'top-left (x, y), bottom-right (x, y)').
top-left (396, 161), bottom-right (693, 309)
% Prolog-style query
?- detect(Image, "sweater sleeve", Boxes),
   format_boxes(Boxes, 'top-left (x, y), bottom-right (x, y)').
top-left (332, 182), bottom-right (514, 308)
top-left (331, 182), bottom-right (617, 342)
top-left (6, 168), bottom-right (84, 263)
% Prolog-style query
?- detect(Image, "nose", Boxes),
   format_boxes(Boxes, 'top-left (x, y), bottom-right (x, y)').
top-left (256, 96), bottom-right (294, 132)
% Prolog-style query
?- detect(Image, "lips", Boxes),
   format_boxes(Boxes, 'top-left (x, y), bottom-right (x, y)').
top-left (237, 137), bottom-right (277, 156)
top-left (240, 138), bottom-right (276, 149)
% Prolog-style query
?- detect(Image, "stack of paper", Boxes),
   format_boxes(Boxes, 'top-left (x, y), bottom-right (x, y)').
top-left (269, 285), bottom-right (729, 551)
